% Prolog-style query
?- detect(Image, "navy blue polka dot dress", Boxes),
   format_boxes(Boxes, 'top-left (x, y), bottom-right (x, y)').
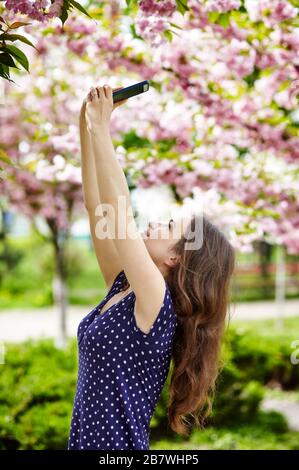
top-left (68, 270), bottom-right (177, 450)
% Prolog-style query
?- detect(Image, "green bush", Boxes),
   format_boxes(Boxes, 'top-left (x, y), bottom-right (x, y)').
top-left (227, 325), bottom-right (299, 388)
top-left (0, 320), bottom-right (298, 449)
top-left (0, 340), bottom-right (78, 450)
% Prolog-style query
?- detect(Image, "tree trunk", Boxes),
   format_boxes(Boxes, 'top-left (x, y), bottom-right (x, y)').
top-left (255, 240), bottom-right (273, 299)
top-left (53, 243), bottom-right (68, 348)
top-left (51, 228), bottom-right (69, 349)
top-left (46, 200), bottom-right (73, 348)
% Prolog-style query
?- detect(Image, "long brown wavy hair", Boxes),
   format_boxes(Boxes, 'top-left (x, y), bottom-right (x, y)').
top-left (165, 213), bottom-right (236, 437)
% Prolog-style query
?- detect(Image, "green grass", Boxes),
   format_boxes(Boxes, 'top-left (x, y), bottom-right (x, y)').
top-left (150, 425), bottom-right (299, 450)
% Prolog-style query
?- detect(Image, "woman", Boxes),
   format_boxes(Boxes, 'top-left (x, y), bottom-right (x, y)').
top-left (68, 84), bottom-right (235, 450)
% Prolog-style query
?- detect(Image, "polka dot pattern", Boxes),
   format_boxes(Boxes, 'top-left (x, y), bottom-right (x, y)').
top-left (68, 270), bottom-right (177, 450)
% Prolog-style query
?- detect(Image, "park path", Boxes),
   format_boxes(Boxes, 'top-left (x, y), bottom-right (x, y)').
top-left (0, 298), bottom-right (298, 343)
top-left (261, 398), bottom-right (299, 432)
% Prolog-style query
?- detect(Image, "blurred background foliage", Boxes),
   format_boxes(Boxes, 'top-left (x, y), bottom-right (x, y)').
top-left (1, 233), bottom-right (299, 309)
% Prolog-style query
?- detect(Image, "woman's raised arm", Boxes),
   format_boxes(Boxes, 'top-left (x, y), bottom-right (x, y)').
top-left (79, 97), bottom-right (122, 289)
top-left (86, 85), bottom-right (167, 332)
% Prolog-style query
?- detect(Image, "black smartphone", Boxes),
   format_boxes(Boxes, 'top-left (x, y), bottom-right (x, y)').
top-left (112, 80), bottom-right (149, 103)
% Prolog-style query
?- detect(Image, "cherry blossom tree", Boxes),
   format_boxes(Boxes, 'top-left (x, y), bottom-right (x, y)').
top-left (1, 0), bottom-right (299, 252)
top-left (0, 40), bottom-right (85, 346)
top-left (0, 0), bottom-right (92, 81)
top-left (1, 1), bottom-right (299, 340)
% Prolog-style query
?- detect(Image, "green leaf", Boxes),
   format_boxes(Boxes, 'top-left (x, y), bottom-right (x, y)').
top-left (69, 0), bottom-right (92, 19)
top-left (60, 0), bottom-right (69, 26)
top-left (130, 23), bottom-right (143, 40)
top-left (0, 33), bottom-right (36, 49)
top-left (0, 62), bottom-right (15, 83)
top-left (3, 45), bottom-right (29, 71)
top-left (0, 149), bottom-right (12, 165)
top-left (0, 52), bottom-right (19, 68)
top-left (126, 0), bottom-right (137, 6)
top-left (169, 22), bottom-right (184, 30)
top-left (163, 30), bottom-right (173, 42)
top-left (208, 11), bottom-right (231, 28)
top-left (0, 62), bottom-right (9, 74)
top-left (217, 13), bottom-right (230, 28)
top-left (176, 0), bottom-right (189, 15)
top-left (208, 12), bottom-right (220, 23)
top-left (244, 66), bottom-right (260, 88)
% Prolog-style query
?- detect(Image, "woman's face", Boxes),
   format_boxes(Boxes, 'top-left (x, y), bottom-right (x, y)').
top-left (141, 216), bottom-right (191, 268)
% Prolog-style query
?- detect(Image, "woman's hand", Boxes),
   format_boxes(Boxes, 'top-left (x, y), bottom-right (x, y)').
top-left (85, 85), bottom-right (127, 133)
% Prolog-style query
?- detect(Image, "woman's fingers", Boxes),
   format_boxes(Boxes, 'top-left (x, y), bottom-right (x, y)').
top-left (86, 85), bottom-right (127, 109)
top-left (109, 86), bottom-right (127, 108)
top-left (105, 85), bottom-right (112, 100)
top-left (91, 85), bottom-right (124, 99)
top-left (97, 86), bottom-right (106, 100)
top-left (88, 87), bottom-right (96, 100)
top-left (102, 85), bottom-right (108, 99)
